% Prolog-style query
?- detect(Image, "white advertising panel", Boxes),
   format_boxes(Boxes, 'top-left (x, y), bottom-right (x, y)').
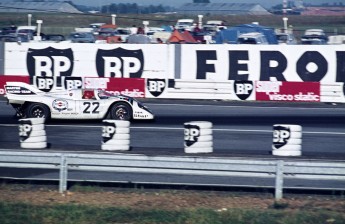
top-left (179, 44), bottom-right (344, 83)
top-left (3, 42), bottom-right (345, 83)
top-left (4, 43), bottom-right (174, 79)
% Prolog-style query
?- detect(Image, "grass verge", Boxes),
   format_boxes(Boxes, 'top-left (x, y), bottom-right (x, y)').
top-left (0, 201), bottom-right (344, 224)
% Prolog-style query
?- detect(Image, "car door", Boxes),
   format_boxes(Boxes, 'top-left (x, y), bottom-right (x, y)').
top-left (77, 99), bottom-right (107, 119)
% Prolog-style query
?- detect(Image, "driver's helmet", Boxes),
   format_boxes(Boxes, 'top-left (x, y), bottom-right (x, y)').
top-left (95, 89), bottom-right (105, 98)
top-left (83, 90), bottom-right (94, 99)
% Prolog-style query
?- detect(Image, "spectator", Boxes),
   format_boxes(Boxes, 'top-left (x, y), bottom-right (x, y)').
top-left (130, 25), bottom-right (138, 35)
top-left (137, 27), bottom-right (145, 34)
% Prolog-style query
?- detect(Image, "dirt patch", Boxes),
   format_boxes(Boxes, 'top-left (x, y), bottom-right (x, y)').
top-left (1, 184), bottom-right (345, 212)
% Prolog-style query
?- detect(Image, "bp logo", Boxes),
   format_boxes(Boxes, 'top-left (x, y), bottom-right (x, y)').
top-left (273, 125), bottom-right (290, 149)
top-left (64, 77), bottom-right (83, 90)
top-left (27, 47), bottom-right (74, 92)
top-left (234, 80), bottom-right (253, 100)
top-left (96, 48), bottom-right (144, 78)
top-left (19, 120), bottom-right (32, 141)
top-left (34, 76), bottom-right (54, 92)
top-left (27, 47), bottom-right (74, 78)
top-left (102, 121), bottom-right (116, 143)
top-left (184, 124), bottom-right (200, 147)
top-left (147, 79), bottom-right (166, 97)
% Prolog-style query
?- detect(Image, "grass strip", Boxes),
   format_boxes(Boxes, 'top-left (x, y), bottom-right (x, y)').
top-left (0, 201), bottom-right (344, 224)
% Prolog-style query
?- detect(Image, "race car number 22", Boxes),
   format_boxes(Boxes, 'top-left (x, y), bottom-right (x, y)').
top-left (83, 102), bottom-right (100, 114)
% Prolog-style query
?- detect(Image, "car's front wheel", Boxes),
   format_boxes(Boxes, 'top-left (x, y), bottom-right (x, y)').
top-left (26, 103), bottom-right (50, 119)
top-left (110, 103), bottom-right (132, 120)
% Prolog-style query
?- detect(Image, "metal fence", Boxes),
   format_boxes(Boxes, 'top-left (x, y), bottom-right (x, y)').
top-left (0, 149), bottom-right (345, 200)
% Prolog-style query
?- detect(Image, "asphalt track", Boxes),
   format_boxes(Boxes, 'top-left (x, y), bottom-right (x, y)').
top-left (1, 98), bottom-right (345, 191)
top-left (1, 98), bottom-right (345, 160)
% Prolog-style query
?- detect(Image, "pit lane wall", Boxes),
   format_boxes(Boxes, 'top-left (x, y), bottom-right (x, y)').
top-left (0, 42), bottom-right (344, 103)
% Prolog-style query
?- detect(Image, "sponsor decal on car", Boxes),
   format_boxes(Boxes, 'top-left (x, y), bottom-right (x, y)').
top-left (5, 86), bottom-right (35, 95)
top-left (133, 111), bottom-right (149, 118)
top-left (52, 99), bottom-right (68, 112)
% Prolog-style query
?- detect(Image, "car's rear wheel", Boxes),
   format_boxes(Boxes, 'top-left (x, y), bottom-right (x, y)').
top-left (110, 103), bottom-right (132, 120)
top-left (26, 103), bottom-right (50, 119)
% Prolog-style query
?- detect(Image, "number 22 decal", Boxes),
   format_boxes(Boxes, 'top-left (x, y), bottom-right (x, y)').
top-left (83, 102), bottom-right (100, 114)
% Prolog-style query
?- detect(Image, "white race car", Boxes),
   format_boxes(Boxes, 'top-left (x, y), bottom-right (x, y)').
top-left (4, 82), bottom-right (154, 121)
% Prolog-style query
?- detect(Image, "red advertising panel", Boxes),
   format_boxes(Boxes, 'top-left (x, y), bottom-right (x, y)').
top-left (256, 81), bottom-right (320, 102)
top-left (0, 76), bottom-right (30, 95)
top-left (84, 77), bottom-right (145, 98)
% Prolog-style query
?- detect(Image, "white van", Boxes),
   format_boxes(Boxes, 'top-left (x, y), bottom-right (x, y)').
top-left (237, 32), bottom-right (268, 45)
top-left (175, 19), bottom-right (194, 31)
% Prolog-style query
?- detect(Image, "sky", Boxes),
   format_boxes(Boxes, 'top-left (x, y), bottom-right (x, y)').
top-left (70, 0), bottom-right (336, 9)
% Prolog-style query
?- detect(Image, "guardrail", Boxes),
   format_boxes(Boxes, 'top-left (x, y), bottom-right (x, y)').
top-left (0, 149), bottom-right (345, 200)
top-left (321, 82), bottom-right (345, 103)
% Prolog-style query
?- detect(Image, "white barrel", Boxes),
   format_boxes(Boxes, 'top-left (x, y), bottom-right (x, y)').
top-left (274, 124), bottom-right (302, 132)
top-left (101, 144), bottom-right (131, 151)
top-left (272, 149), bottom-right (302, 156)
top-left (184, 121), bottom-right (213, 153)
top-left (272, 124), bottom-right (302, 156)
top-left (20, 142), bottom-right (47, 149)
top-left (195, 135), bottom-right (213, 142)
top-left (20, 135), bottom-right (47, 143)
top-left (199, 128), bottom-right (212, 136)
top-left (104, 133), bottom-right (130, 140)
top-left (25, 130), bottom-right (46, 137)
top-left (185, 121), bottom-right (213, 129)
top-left (272, 144), bottom-right (302, 151)
top-left (104, 139), bottom-right (130, 146)
top-left (113, 128), bottom-right (130, 134)
top-left (185, 147), bottom-right (213, 154)
top-left (101, 120), bottom-right (130, 151)
top-left (19, 118), bottom-right (45, 125)
top-left (103, 120), bottom-right (130, 128)
top-left (19, 118), bottom-right (47, 149)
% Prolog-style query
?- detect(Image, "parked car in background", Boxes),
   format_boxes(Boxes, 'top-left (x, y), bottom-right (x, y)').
top-left (115, 28), bottom-right (131, 42)
top-left (328, 35), bottom-right (345, 45)
top-left (276, 33), bottom-right (297, 45)
top-left (0, 26), bottom-right (17, 35)
top-left (16, 26), bottom-right (36, 41)
top-left (175, 19), bottom-right (194, 31)
top-left (0, 34), bottom-right (19, 42)
top-left (42, 34), bottom-right (65, 42)
top-left (68, 32), bottom-right (95, 43)
top-left (203, 20), bottom-right (227, 36)
top-left (301, 29), bottom-right (328, 45)
top-left (237, 32), bottom-right (269, 44)
top-left (304, 29), bottom-right (326, 36)
top-left (89, 23), bottom-right (106, 34)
